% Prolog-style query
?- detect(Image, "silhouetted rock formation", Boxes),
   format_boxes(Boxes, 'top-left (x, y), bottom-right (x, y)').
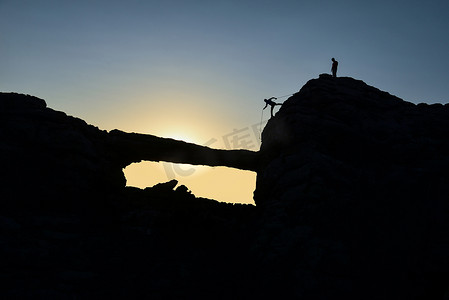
top-left (0, 92), bottom-right (257, 210)
top-left (255, 74), bottom-right (449, 298)
top-left (1, 93), bottom-right (117, 210)
top-left (107, 129), bottom-right (258, 171)
top-left (1, 74), bottom-right (449, 299)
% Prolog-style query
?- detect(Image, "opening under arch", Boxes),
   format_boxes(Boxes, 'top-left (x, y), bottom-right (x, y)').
top-left (124, 161), bottom-right (256, 205)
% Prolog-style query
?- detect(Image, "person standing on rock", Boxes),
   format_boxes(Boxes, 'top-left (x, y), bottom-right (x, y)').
top-left (331, 58), bottom-right (338, 78)
top-left (263, 97), bottom-right (282, 118)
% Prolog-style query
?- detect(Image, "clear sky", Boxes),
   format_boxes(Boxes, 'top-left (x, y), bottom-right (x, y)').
top-left (2, 0), bottom-right (448, 204)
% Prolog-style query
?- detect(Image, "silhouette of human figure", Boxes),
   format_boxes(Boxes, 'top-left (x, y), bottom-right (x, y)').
top-left (263, 97), bottom-right (282, 118)
top-left (331, 58), bottom-right (338, 78)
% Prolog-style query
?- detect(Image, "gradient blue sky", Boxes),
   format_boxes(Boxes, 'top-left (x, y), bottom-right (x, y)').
top-left (2, 0), bottom-right (448, 203)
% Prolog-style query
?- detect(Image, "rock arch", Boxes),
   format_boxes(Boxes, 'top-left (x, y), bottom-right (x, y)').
top-left (106, 129), bottom-right (259, 172)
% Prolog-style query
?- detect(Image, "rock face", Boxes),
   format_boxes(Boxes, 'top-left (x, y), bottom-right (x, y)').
top-left (255, 74), bottom-right (449, 298)
top-left (0, 92), bottom-right (259, 298)
top-left (0, 92), bottom-right (257, 210)
top-left (1, 75), bottom-right (449, 299)
top-left (1, 93), bottom-right (121, 209)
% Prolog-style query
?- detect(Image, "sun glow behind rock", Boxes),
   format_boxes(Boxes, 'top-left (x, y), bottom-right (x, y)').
top-left (113, 88), bottom-right (259, 204)
top-left (124, 162), bottom-right (256, 205)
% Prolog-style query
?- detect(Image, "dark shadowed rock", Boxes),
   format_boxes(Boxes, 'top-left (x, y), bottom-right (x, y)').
top-left (151, 179), bottom-right (178, 192)
top-left (1, 75), bottom-right (449, 299)
top-left (254, 74), bottom-right (449, 298)
top-left (0, 92), bottom-right (257, 210)
top-left (175, 184), bottom-right (190, 194)
top-left (107, 129), bottom-right (259, 171)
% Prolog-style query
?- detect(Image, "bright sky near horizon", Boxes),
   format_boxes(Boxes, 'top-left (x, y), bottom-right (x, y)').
top-left (2, 0), bottom-right (449, 204)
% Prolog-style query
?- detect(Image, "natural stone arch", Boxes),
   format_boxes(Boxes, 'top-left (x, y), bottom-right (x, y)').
top-left (106, 130), bottom-right (260, 172)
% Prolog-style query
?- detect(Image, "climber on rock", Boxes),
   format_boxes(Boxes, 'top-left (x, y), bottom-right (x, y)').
top-left (263, 97), bottom-right (283, 118)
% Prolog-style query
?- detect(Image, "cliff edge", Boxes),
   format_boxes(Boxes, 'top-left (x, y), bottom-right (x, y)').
top-left (255, 74), bottom-right (449, 298)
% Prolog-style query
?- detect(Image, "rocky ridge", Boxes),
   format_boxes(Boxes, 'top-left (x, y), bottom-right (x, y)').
top-left (255, 74), bottom-right (449, 298)
top-left (1, 75), bottom-right (449, 299)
